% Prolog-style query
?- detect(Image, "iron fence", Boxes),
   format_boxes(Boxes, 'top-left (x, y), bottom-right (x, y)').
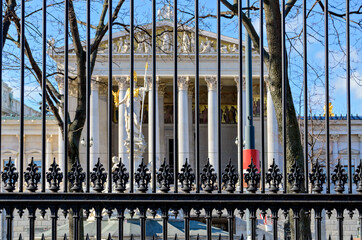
top-left (0, 0), bottom-right (359, 239)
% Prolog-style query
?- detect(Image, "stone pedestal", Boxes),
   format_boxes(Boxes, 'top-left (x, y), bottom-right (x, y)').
top-left (267, 87), bottom-right (280, 167)
top-left (90, 81), bottom-right (100, 168)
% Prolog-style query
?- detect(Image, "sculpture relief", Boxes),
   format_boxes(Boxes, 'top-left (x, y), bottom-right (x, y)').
top-left (161, 32), bottom-right (172, 52)
top-left (200, 37), bottom-right (215, 53)
top-left (181, 32), bottom-right (191, 53)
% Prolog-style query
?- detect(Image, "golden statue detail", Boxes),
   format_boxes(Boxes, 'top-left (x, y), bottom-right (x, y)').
top-left (323, 102), bottom-right (335, 117)
top-left (112, 90), bottom-right (120, 123)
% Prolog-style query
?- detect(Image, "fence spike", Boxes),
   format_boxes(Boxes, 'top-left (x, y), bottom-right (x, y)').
top-left (41, 233), bottom-right (45, 240)
top-left (262, 234), bottom-right (266, 240)
top-left (131, 234), bottom-right (134, 240)
top-left (108, 233), bottom-right (113, 240)
top-left (351, 235), bottom-right (353, 240)
top-left (153, 234), bottom-right (156, 240)
top-left (175, 233), bottom-right (178, 240)
top-left (18, 234), bottom-right (23, 240)
top-left (63, 234), bottom-right (67, 240)
top-left (240, 234), bottom-right (244, 240)
top-left (197, 234), bottom-right (200, 240)
top-left (86, 233), bottom-right (90, 240)
top-left (219, 234), bottom-right (222, 240)
top-left (328, 235), bottom-right (331, 240)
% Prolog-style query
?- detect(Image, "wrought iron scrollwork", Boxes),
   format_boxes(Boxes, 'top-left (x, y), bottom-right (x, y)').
top-left (222, 159), bottom-right (238, 193)
top-left (112, 158), bottom-right (129, 193)
top-left (331, 159), bottom-right (348, 193)
top-left (135, 159), bottom-right (151, 193)
top-left (68, 157), bottom-right (86, 192)
top-left (90, 158), bottom-right (107, 192)
top-left (157, 159), bottom-right (174, 193)
top-left (46, 158), bottom-right (63, 192)
top-left (353, 159), bottom-right (362, 193)
top-left (178, 159), bottom-right (195, 193)
top-left (288, 160), bottom-right (304, 193)
top-left (1, 157), bottom-right (18, 192)
top-left (200, 159), bottom-right (217, 193)
top-left (24, 158), bottom-right (41, 192)
top-left (265, 159), bottom-right (282, 193)
top-left (309, 159), bottom-right (326, 193)
top-left (244, 159), bottom-right (260, 193)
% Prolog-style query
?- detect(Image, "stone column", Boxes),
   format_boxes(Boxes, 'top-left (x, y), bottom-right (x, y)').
top-left (117, 76), bottom-right (130, 170)
top-left (90, 80), bottom-right (100, 168)
top-left (359, 135), bottom-right (362, 161)
top-left (147, 76), bottom-right (161, 168)
top-left (178, 76), bottom-right (190, 169)
top-left (266, 85), bottom-right (280, 167)
top-left (234, 76), bottom-right (246, 178)
top-left (158, 82), bottom-right (166, 162)
top-left (205, 76), bottom-right (218, 173)
top-left (56, 77), bottom-right (65, 172)
top-left (46, 135), bottom-right (53, 169)
top-left (331, 135), bottom-right (339, 162)
top-left (188, 85), bottom-right (195, 169)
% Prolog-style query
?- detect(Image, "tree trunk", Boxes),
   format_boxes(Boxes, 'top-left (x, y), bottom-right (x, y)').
top-left (264, 1), bottom-right (311, 238)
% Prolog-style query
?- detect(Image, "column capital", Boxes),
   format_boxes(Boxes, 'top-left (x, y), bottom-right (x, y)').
top-left (158, 82), bottom-right (166, 96)
top-left (115, 76), bottom-right (130, 90)
top-left (204, 76), bottom-right (217, 91)
top-left (234, 76), bottom-right (246, 90)
top-left (331, 134), bottom-right (339, 142)
top-left (177, 76), bottom-right (190, 91)
top-left (91, 78), bottom-right (100, 90)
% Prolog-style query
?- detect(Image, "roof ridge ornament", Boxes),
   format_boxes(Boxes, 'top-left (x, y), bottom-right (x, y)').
top-left (157, 4), bottom-right (174, 21)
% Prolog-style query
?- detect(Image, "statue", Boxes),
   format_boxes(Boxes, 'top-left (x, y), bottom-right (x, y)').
top-left (161, 32), bottom-right (172, 52)
top-left (117, 39), bottom-right (124, 53)
top-left (200, 38), bottom-right (215, 53)
top-left (136, 34), bottom-right (145, 53)
top-left (121, 38), bottom-right (130, 53)
top-left (230, 44), bottom-right (238, 53)
top-left (112, 41), bottom-right (119, 53)
top-left (323, 102), bottom-right (335, 117)
top-left (119, 64), bottom-right (149, 166)
top-left (190, 33), bottom-right (196, 52)
top-left (221, 44), bottom-right (228, 53)
top-left (182, 32), bottom-right (191, 53)
top-left (157, 5), bottom-right (173, 21)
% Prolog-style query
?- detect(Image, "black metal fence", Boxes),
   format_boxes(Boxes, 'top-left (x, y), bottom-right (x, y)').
top-left (0, 0), bottom-right (360, 239)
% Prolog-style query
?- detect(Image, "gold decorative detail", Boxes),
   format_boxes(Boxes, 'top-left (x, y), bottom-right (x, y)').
top-left (323, 102), bottom-right (335, 117)
top-left (112, 90), bottom-right (120, 123)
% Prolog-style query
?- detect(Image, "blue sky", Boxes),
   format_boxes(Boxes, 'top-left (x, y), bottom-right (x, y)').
top-left (3, 0), bottom-right (361, 116)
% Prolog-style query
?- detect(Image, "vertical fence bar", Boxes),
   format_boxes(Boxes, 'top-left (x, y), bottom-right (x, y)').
top-left (41, 0), bottom-right (47, 193)
top-left (281, 0), bottom-right (287, 194)
top-left (315, 209), bottom-right (322, 240)
top-left (346, 0), bottom-right (352, 194)
top-left (0, 0), bottom-right (3, 171)
top-left (152, 0), bottom-right (157, 193)
top-left (86, 0), bottom-right (91, 193)
top-left (118, 208), bottom-right (124, 240)
top-left (216, 0), bottom-right (222, 193)
top-left (195, 0), bottom-right (200, 193)
top-left (108, 0), bottom-right (113, 193)
top-left (29, 208), bottom-right (35, 240)
top-left (337, 210), bottom-right (343, 240)
top-left (324, 0), bottom-right (330, 194)
top-left (259, 0), bottom-right (265, 193)
top-left (96, 207), bottom-right (102, 240)
top-left (227, 209), bottom-right (234, 240)
top-left (140, 208), bottom-right (146, 240)
top-left (73, 208), bottom-right (80, 240)
top-left (5, 208), bottom-right (13, 240)
top-left (130, 0), bottom-right (135, 193)
top-left (271, 209), bottom-right (278, 240)
top-left (303, 0), bottom-right (308, 193)
top-left (162, 209), bottom-right (168, 240)
top-left (19, 0), bottom-right (25, 193)
top-left (238, 0), bottom-right (243, 193)
top-left (184, 208), bottom-right (191, 240)
top-left (250, 208), bottom-right (256, 240)
top-left (206, 209), bottom-right (212, 240)
top-left (64, 0), bottom-right (69, 192)
top-left (293, 209), bottom-right (300, 240)
top-left (173, 0), bottom-right (178, 193)
top-left (50, 208), bottom-right (58, 240)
